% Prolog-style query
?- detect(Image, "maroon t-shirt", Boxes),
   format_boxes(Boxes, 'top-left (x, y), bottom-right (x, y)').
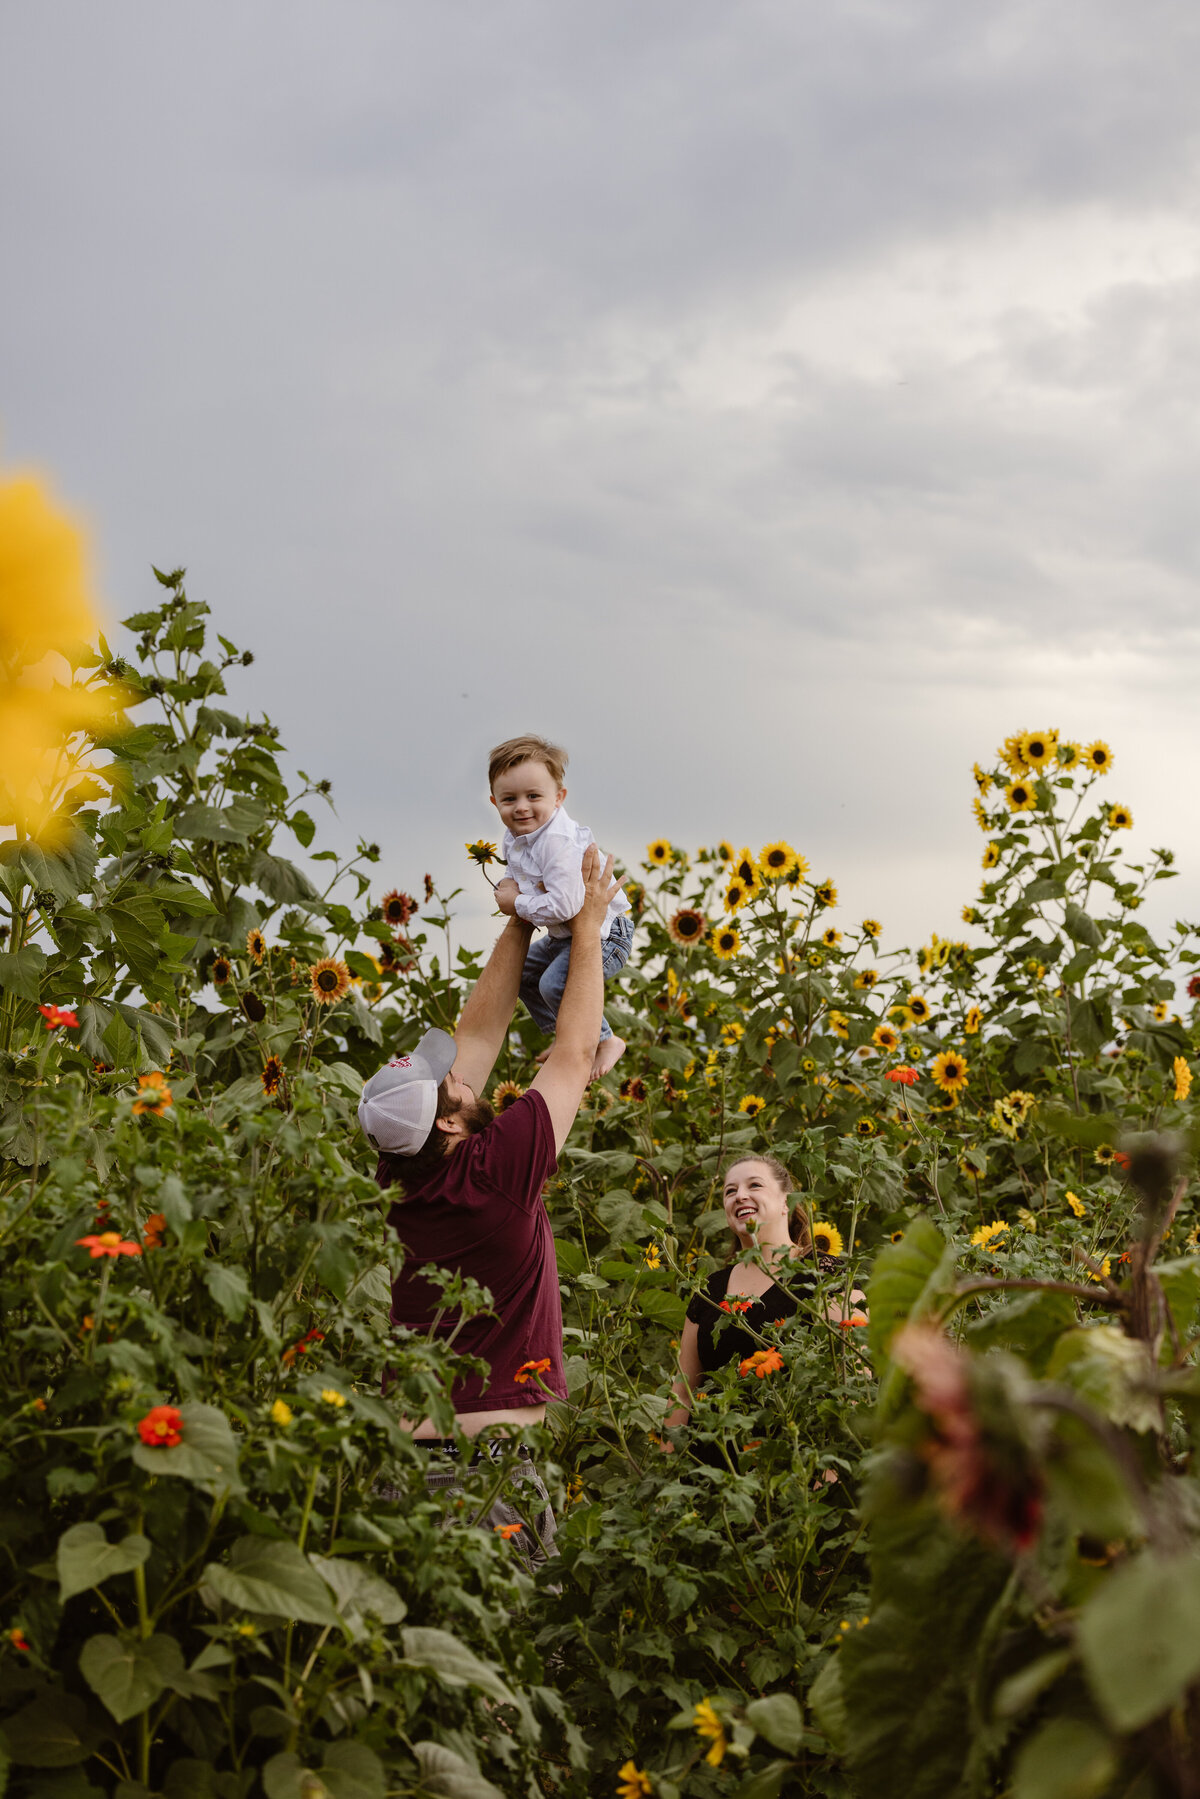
top-left (379, 1090), bottom-right (566, 1414)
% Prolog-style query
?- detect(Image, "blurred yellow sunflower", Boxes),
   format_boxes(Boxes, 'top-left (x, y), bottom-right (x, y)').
top-left (827, 1010), bottom-right (849, 1040)
top-left (710, 926), bottom-right (741, 960)
top-left (1083, 740), bottom-right (1113, 775)
top-left (861, 919), bottom-right (882, 939)
top-left (972, 797), bottom-right (989, 830)
top-left (492, 1080), bottom-right (525, 1112)
top-left (854, 1116), bottom-right (876, 1137)
top-left (759, 840), bottom-right (803, 881)
top-left (717, 840), bottom-right (734, 862)
top-left (738, 1094), bottom-right (765, 1118)
top-left (724, 879), bottom-right (752, 912)
top-left (822, 926), bottom-right (842, 947)
top-left (646, 839), bottom-right (672, 864)
top-left (1108, 803), bottom-right (1133, 830)
top-left (964, 1005), bottom-right (982, 1034)
top-left (1005, 778), bottom-right (1036, 812)
top-left (854, 968), bottom-right (879, 990)
top-left (982, 842), bottom-right (1001, 869)
top-left (972, 763), bottom-right (992, 796)
top-left (732, 848), bottom-right (761, 891)
top-left (811, 1221), bottom-right (843, 1256)
top-left (906, 994), bottom-right (931, 1023)
top-left (813, 879), bottom-right (838, 908)
top-left (970, 1221), bottom-right (1009, 1249)
top-left (309, 958), bottom-right (351, 1005)
top-left (1057, 741), bottom-right (1082, 770)
top-left (1019, 729), bottom-right (1057, 769)
top-left (872, 1023), bottom-right (900, 1052)
top-left (931, 1050), bottom-right (969, 1094)
top-left (721, 1021), bottom-right (744, 1044)
top-left (1000, 733), bottom-right (1030, 775)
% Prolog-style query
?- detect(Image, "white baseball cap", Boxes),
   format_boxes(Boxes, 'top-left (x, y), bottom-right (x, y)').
top-left (358, 1028), bottom-right (458, 1155)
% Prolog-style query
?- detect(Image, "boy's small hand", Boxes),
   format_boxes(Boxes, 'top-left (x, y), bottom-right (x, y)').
top-left (494, 877), bottom-right (519, 916)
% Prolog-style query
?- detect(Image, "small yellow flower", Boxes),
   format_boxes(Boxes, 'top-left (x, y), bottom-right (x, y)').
top-left (906, 994), bottom-right (931, 1024)
top-left (710, 925), bottom-right (741, 960)
top-left (465, 839), bottom-right (498, 865)
top-left (1108, 803), bottom-right (1133, 830)
top-left (972, 763), bottom-right (993, 796)
top-left (813, 879), bottom-right (838, 908)
top-left (861, 919), bottom-right (882, 939)
top-left (616, 1761), bottom-right (652, 1799)
top-left (1005, 778), bottom-right (1036, 813)
top-left (1173, 1057), bottom-right (1192, 1103)
top-left (738, 1094), bottom-right (765, 1118)
top-left (964, 1005), bottom-right (982, 1035)
top-left (931, 1050), bottom-right (969, 1095)
top-left (1086, 1257), bottom-right (1112, 1283)
top-left (827, 1010), bottom-right (849, 1040)
top-left (721, 1020), bottom-right (745, 1044)
top-left (1066, 1191), bottom-right (1086, 1218)
top-left (235, 1621), bottom-right (257, 1639)
top-left (1083, 740), bottom-right (1113, 775)
top-left (1019, 729), bottom-right (1057, 770)
top-left (724, 878), bottom-right (753, 912)
top-left (823, 926), bottom-right (842, 946)
top-left (320, 1388), bottom-right (347, 1408)
top-left (643, 1243), bottom-right (662, 1270)
top-left (872, 1023), bottom-right (900, 1053)
top-left (854, 967), bottom-right (878, 990)
top-left (812, 1221), bottom-right (844, 1256)
top-left (970, 1221), bottom-right (1010, 1250)
top-left (693, 1699), bottom-right (727, 1768)
top-left (759, 840), bottom-right (805, 881)
top-left (1057, 740), bottom-right (1083, 770)
top-left (270, 1399), bottom-right (294, 1427)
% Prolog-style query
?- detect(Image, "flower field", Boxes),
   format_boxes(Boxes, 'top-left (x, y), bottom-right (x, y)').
top-left (4, 476), bottom-right (1200, 1798)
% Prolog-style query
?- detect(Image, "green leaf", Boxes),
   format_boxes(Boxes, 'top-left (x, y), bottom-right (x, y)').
top-left (57, 1522), bottom-right (151, 1602)
top-left (131, 1401), bottom-right (242, 1495)
top-left (734, 1764), bottom-right (795, 1799)
top-left (807, 1656), bottom-right (847, 1755)
top-left (411, 1743), bottom-right (505, 1799)
top-left (1011, 1717), bottom-right (1116, 1799)
top-left (993, 1649), bottom-right (1073, 1720)
top-left (1064, 903), bottom-right (1102, 947)
top-left (1046, 1327), bottom-right (1161, 1432)
top-left (0, 945), bottom-right (47, 1002)
top-left (554, 1238), bottom-right (586, 1278)
top-left (0, 1695), bottom-right (94, 1767)
top-left (965, 1290), bottom-right (1077, 1372)
top-left (250, 851), bottom-right (318, 906)
top-left (400, 1627), bottom-right (519, 1708)
top-left (175, 799), bottom-right (267, 844)
top-left (744, 1692), bottom-right (804, 1756)
top-left (640, 1287), bottom-right (686, 1328)
top-left (203, 1263), bottom-right (251, 1322)
top-left (202, 1537), bottom-right (338, 1625)
top-left (1077, 1553), bottom-right (1200, 1731)
top-left (261, 1755), bottom-right (324, 1799)
top-left (867, 1218), bottom-right (958, 1417)
top-left (289, 810), bottom-right (316, 849)
top-left (309, 1555), bottom-right (406, 1637)
top-left (79, 1633), bottom-right (183, 1723)
top-left (319, 1745), bottom-right (386, 1799)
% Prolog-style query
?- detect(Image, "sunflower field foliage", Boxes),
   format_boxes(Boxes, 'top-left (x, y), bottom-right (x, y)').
top-left (4, 516), bottom-right (1200, 1799)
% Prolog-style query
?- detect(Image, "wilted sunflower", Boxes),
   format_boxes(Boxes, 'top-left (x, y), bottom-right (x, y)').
top-left (668, 906), bottom-right (706, 946)
top-left (854, 1116), bottom-right (876, 1137)
top-left (1019, 729), bottom-right (1057, 769)
top-left (1107, 803), bottom-right (1133, 830)
top-left (1057, 741), bottom-right (1082, 770)
top-left (710, 926), bottom-right (741, 960)
top-left (813, 879), bottom-right (838, 908)
top-left (241, 992), bottom-right (267, 1024)
top-left (822, 926), bottom-right (842, 947)
top-left (309, 958), bottom-right (351, 1005)
top-left (211, 955), bottom-right (232, 987)
top-left (738, 1094), bottom-right (765, 1118)
top-left (931, 1050), bottom-right (969, 1095)
top-left (646, 840), bottom-right (672, 865)
top-left (872, 1023), bottom-right (900, 1053)
top-left (854, 967), bottom-right (878, 990)
top-left (759, 841), bottom-right (804, 881)
top-left (380, 889), bottom-right (417, 927)
top-left (1005, 778), bottom-right (1036, 813)
top-left (261, 1057), bottom-right (284, 1097)
top-left (620, 1075), bottom-right (648, 1102)
top-left (246, 928), bottom-right (266, 963)
top-left (861, 919), bottom-right (882, 939)
top-left (811, 1221), bottom-right (843, 1256)
top-left (1083, 740), bottom-right (1113, 775)
top-left (964, 1005), bottom-right (982, 1035)
top-left (724, 879), bottom-right (752, 913)
top-left (492, 1080), bottom-right (525, 1112)
top-left (907, 994), bottom-right (931, 1024)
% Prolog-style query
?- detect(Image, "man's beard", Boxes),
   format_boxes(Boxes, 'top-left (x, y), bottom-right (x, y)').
top-left (458, 1097), bottom-right (494, 1135)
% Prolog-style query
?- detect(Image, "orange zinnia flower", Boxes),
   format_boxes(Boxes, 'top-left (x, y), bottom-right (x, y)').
top-left (885, 1066), bottom-right (919, 1085)
top-left (75, 1232), bottom-right (142, 1259)
top-left (143, 1212), bottom-right (166, 1251)
top-left (39, 1004), bottom-right (79, 1029)
top-left (137, 1405), bottom-right (184, 1448)
top-left (281, 1328), bottom-right (324, 1367)
top-left (739, 1348), bottom-right (784, 1379)
top-left (514, 1357), bottom-right (552, 1384)
top-left (494, 1521), bottom-right (524, 1539)
top-left (132, 1072), bottom-right (173, 1116)
top-left (719, 1298), bottom-right (753, 1314)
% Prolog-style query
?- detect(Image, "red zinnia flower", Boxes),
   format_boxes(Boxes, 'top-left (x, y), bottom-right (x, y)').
top-left (7, 1627), bottom-right (30, 1651)
top-left (719, 1298), bottom-right (753, 1314)
top-left (137, 1405), bottom-right (184, 1448)
top-left (1188, 974), bottom-right (1200, 1000)
top-left (886, 1066), bottom-right (919, 1085)
top-left (75, 1232), bottom-right (142, 1259)
top-left (39, 1004), bottom-right (79, 1029)
top-left (1114, 1151), bottom-right (1131, 1170)
top-left (281, 1328), bottom-right (324, 1367)
top-left (514, 1357), bottom-right (552, 1384)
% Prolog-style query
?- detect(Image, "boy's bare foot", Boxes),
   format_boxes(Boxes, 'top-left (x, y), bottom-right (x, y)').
top-left (534, 1046), bottom-right (553, 1066)
top-left (590, 1036), bottom-right (626, 1082)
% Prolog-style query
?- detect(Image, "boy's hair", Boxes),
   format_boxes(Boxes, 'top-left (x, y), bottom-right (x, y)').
top-left (488, 734), bottom-right (568, 791)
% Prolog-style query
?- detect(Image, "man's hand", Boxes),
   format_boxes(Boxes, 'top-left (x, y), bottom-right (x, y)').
top-left (494, 877), bottom-right (519, 917)
top-left (573, 845), bottom-right (621, 933)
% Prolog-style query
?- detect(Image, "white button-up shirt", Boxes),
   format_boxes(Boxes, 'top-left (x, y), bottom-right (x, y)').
top-left (502, 806), bottom-right (631, 940)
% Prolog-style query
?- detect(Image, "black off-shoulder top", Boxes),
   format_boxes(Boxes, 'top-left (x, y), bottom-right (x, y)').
top-left (685, 1256), bottom-right (843, 1374)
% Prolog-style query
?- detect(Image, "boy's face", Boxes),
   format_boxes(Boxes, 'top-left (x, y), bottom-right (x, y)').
top-left (490, 759), bottom-right (566, 837)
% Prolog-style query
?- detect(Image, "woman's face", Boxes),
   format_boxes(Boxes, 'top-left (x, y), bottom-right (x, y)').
top-left (723, 1160), bottom-right (790, 1246)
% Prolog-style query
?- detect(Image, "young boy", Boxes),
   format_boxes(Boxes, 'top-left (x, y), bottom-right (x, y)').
top-left (488, 734), bottom-right (632, 1080)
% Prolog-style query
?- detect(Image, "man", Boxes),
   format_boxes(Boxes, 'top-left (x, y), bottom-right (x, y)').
top-left (358, 844), bottom-right (619, 1566)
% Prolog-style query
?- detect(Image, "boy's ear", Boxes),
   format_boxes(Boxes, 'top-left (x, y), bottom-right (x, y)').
top-left (558, 786), bottom-right (567, 806)
top-left (488, 793), bottom-right (497, 810)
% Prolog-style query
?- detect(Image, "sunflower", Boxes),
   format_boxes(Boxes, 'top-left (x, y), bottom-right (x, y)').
top-left (619, 1075), bottom-right (648, 1102)
top-left (970, 1221), bottom-right (1010, 1250)
top-left (854, 1116), bottom-right (876, 1137)
top-left (721, 1020), bottom-right (744, 1045)
top-left (1173, 1056), bottom-right (1193, 1103)
top-left (724, 879), bottom-right (752, 913)
top-left (717, 841), bottom-right (734, 863)
top-left (1005, 778), bottom-right (1036, 813)
top-left (668, 907), bottom-right (706, 946)
top-left (211, 955), bottom-right (232, 987)
top-left (962, 906), bottom-right (980, 925)
top-left (972, 797), bottom-right (989, 830)
top-left (813, 879), bottom-right (838, 908)
top-left (1019, 729), bottom-right (1057, 770)
top-left (1153, 1000), bottom-right (1169, 1021)
top-left (801, 1056), bottom-right (817, 1074)
top-left (807, 949), bottom-right (825, 969)
top-left (1057, 741), bottom-right (1082, 770)
top-left (931, 1050), bottom-right (969, 1095)
top-left (380, 889), bottom-right (417, 927)
top-left (822, 926), bottom-right (842, 947)
top-left (731, 849), bottom-right (761, 892)
top-left (646, 840), bottom-right (672, 865)
top-left (465, 840), bottom-right (498, 866)
top-left (906, 994), bottom-right (931, 1024)
top-left (927, 1087), bottom-right (960, 1113)
top-left (1093, 1143), bottom-right (1117, 1167)
top-left (811, 1221), bottom-right (843, 1256)
top-left (758, 840), bottom-right (799, 881)
top-left (1107, 803), bottom-right (1133, 830)
top-left (854, 967), bottom-right (878, 990)
top-left (492, 1079), bottom-right (525, 1112)
top-left (972, 763), bottom-right (993, 796)
top-left (710, 926), bottom-right (741, 960)
top-left (738, 1094), bottom-right (765, 1118)
top-left (872, 1023), bottom-right (900, 1053)
top-left (982, 842), bottom-right (1001, 870)
top-left (131, 1072), bottom-right (173, 1117)
top-left (963, 1005), bottom-right (982, 1035)
top-left (827, 1010), bottom-right (849, 1040)
top-left (246, 928), bottom-right (266, 963)
top-left (959, 1148), bottom-right (986, 1180)
top-left (241, 992), bottom-right (267, 1024)
top-left (309, 958), bottom-right (351, 1005)
top-left (261, 1057), bottom-right (284, 1097)
top-left (1066, 1190), bottom-right (1086, 1218)
top-left (1000, 733), bottom-right (1030, 775)
top-left (861, 919), bottom-right (882, 939)
top-left (1083, 740), bottom-right (1113, 775)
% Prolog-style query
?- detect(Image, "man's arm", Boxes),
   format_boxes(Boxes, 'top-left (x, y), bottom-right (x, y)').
top-left (530, 846), bottom-right (619, 1153)
top-left (451, 914), bottom-right (534, 1097)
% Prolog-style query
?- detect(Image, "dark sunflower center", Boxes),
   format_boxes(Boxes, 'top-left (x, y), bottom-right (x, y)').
top-left (317, 970), bottom-right (338, 991)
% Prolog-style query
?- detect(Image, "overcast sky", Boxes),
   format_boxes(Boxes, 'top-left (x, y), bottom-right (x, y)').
top-left (5, 2), bottom-right (1200, 960)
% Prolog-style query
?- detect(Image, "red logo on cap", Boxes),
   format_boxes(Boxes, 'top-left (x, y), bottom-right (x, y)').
top-left (388, 1055), bottom-right (413, 1068)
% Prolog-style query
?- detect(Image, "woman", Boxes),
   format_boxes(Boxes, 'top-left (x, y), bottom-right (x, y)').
top-left (664, 1154), bottom-right (866, 1431)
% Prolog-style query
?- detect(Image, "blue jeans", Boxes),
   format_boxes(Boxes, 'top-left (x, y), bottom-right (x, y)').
top-left (519, 913), bottom-right (633, 1042)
